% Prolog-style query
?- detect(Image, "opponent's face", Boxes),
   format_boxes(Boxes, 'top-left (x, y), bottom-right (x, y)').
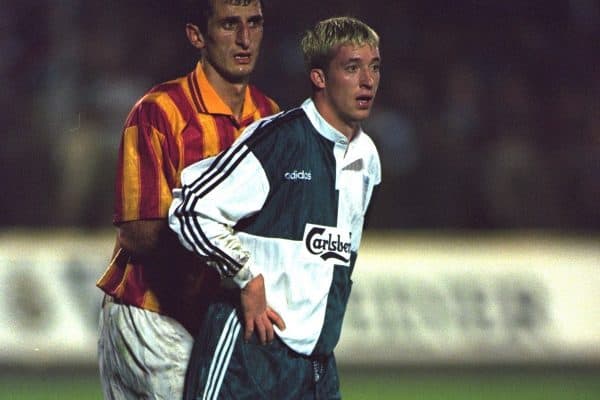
top-left (314, 43), bottom-right (381, 137)
top-left (197, 0), bottom-right (264, 83)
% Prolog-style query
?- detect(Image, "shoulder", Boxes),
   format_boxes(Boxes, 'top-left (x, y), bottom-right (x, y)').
top-left (233, 108), bottom-right (313, 167)
top-left (125, 75), bottom-right (192, 130)
top-left (356, 131), bottom-right (382, 182)
top-left (248, 85), bottom-right (281, 115)
top-left (357, 130), bottom-right (379, 156)
top-left (240, 107), bottom-right (308, 145)
top-left (136, 75), bottom-right (189, 112)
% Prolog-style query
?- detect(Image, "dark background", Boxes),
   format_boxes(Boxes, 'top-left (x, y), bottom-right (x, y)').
top-left (2, 0), bottom-right (598, 230)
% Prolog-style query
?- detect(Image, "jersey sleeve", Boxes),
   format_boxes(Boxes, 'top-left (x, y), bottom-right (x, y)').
top-left (113, 101), bottom-right (177, 224)
top-left (168, 136), bottom-right (270, 288)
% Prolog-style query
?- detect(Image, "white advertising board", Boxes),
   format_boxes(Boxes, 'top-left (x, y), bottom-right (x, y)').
top-left (0, 230), bottom-right (598, 367)
top-left (337, 232), bottom-right (600, 365)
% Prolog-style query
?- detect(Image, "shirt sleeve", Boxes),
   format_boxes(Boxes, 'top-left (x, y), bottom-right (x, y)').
top-left (168, 140), bottom-right (270, 288)
top-left (114, 102), bottom-right (176, 224)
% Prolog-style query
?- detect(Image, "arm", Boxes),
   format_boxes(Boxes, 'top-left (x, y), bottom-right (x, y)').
top-left (169, 142), bottom-right (285, 343)
top-left (117, 219), bottom-right (206, 277)
top-left (113, 95), bottom-right (187, 260)
top-left (114, 97), bottom-right (181, 244)
top-left (170, 148), bottom-right (264, 283)
top-left (117, 219), bottom-right (168, 260)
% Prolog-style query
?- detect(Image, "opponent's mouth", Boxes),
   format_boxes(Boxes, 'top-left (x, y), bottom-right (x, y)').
top-left (234, 53), bottom-right (252, 63)
top-left (356, 95), bottom-right (373, 108)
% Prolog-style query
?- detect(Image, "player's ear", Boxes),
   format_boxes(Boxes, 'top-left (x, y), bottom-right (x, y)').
top-left (186, 23), bottom-right (205, 49)
top-left (310, 68), bottom-right (326, 89)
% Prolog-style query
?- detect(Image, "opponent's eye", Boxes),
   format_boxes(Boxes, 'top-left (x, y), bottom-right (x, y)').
top-left (221, 18), bottom-right (239, 31)
top-left (247, 16), bottom-right (264, 29)
top-left (370, 63), bottom-right (381, 73)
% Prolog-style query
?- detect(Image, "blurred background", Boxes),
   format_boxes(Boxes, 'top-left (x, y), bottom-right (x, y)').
top-left (1, 0), bottom-right (599, 399)
top-left (2, 0), bottom-right (599, 230)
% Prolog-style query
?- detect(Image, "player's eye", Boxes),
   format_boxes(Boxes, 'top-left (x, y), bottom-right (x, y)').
top-left (222, 19), bottom-right (238, 30)
top-left (247, 17), bottom-right (264, 29)
top-left (345, 64), bottom-right (359, 73)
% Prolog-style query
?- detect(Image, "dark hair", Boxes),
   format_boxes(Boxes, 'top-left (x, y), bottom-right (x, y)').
top-left (184, 0), bottom-right (264, 33)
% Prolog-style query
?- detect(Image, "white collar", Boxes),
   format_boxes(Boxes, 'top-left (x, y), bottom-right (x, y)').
top-left (301, 98), bottom-right (364, 144)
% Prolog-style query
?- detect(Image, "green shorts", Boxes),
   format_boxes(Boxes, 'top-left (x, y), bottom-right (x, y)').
top-left (183, 298), bottom-right (341, 400)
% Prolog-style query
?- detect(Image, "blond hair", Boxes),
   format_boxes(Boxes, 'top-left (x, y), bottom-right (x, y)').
top-left (300, 16), bottom-right (379, 71)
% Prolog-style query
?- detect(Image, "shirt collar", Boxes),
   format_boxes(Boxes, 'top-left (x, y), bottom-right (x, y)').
top-left (300, 98), bottom-right (364, 144)
top-left (193, 62), bottom-right (258, 121)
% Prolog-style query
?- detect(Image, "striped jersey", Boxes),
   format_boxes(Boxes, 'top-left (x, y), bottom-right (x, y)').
top-left (96, 63), bottom-right (279, 329)
top-left (169, 98), bottom-right (381, 355)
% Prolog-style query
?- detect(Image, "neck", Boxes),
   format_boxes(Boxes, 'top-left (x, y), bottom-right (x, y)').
top-left (312, 95), bottom-right (359, 140)
top-left (202, 62), bottom-right (248, 120)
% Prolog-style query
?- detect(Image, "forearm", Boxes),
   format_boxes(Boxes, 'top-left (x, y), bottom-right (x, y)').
top-left (117, 219), bottom-right (177, 260)
top-left (168, 148), bottom-right (269, 287)
top-left (171, 207), bottom-right (253, 284)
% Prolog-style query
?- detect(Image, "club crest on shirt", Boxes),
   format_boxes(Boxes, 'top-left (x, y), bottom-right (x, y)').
top-left (302, 223), bottom-right (351, 266)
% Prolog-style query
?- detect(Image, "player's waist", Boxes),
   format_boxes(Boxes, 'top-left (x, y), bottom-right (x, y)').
top-left (101, 294), bottom-right (122, 307)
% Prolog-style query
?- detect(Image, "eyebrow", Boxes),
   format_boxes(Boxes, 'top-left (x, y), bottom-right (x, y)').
top-left (248, 14), bottom-right (264, 22)
top-left (219, 14), bottom-right (263, 24)
top-left (346, 56), bottom-right (381, 63)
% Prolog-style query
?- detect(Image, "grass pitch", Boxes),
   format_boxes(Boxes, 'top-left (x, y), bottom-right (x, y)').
top-left (339, 367), bottom-right (600, 400)
top-left (0, 366), bottom-right (598, 399)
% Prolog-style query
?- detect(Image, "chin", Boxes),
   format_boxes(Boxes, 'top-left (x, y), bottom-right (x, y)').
top-left (354, 110), bottom-right (372, 120)
top-left (224, 69), bottom-right (253, 83)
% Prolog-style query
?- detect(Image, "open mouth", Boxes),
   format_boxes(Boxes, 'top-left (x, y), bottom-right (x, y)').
top-left (234, 53), bottom-right (251, 64)
top-left (356, 95), bottom-right (373, 108)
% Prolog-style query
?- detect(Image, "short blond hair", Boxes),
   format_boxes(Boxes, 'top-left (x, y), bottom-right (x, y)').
top-left (300, 16), bottom-right (380, 72)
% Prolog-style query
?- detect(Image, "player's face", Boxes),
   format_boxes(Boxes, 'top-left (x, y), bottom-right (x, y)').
top-left (320, 44), bottom-right (381, 136)
top-left (202, 0), bottom-right (264, 83)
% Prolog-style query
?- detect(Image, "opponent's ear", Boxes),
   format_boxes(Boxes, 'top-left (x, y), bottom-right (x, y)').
top-left (186, 23), bottom-right (205, 49)
top-left (309, 69), bottom-right (326, 89)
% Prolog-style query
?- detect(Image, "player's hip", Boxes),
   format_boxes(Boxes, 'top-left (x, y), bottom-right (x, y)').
top-left (98, 299), bottom-right (193, 399)
top-left (184, 300), bottom-right (340, 399)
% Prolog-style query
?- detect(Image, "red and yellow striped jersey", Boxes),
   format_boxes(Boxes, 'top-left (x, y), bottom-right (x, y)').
top-left (96, 63), bottom-right (279, 331)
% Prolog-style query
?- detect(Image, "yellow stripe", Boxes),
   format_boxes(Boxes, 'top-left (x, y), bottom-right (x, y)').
top-left (122, 126), bottom-right (141, 220)
top-left (144, 91), bottom-right (186, 136)
top-left (142, 290), bottom-right (160, 311)
top-left (240, 87), bottom-right (258, 121)
top-left (269, 98), bottom-right (281, 114)
top-left (148, 126), bottom-right (174, 216)
top-left (142, 91), bottom-right (185, 213)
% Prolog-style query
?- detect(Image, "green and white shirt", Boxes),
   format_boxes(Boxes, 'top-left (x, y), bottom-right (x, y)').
top-left (169, 98), bottom-right (381, 356)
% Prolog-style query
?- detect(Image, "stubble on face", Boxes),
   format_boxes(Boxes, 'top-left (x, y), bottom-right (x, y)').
top-left (202, 0), bottom-right (264, 84)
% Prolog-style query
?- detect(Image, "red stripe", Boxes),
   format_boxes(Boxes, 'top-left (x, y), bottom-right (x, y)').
top-left (137, 123), bottom-right (161, 218)
top-left (138, 101), bottom-right (180, 203)
top-left (183, 117), bottom-right (205, 167)
top-left (188, 71), bottom-right (205, 113)
top-left (120, 263), bottom-right (148, 306)
top-left (215, 116), bottom-right (237, 149)
top-left (139, 98), bottom-right (173, 134)
top-left (164, 81), bottom-right (205, 170)
top-left (162, 81), bottom-right (196, 121)
top-left (249, 85), bottom-right (276, 117)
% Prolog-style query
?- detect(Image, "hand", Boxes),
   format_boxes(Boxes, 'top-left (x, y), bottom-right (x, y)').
top-left (240, 274), bottom-right (286, 344)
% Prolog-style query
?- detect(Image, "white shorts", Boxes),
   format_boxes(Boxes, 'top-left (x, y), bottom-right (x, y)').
top-left (97, 297), bottom-right (194, 400)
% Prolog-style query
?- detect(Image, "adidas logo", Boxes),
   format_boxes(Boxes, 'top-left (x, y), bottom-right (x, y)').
top-left (284, 170), bottom-right (312, 181)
